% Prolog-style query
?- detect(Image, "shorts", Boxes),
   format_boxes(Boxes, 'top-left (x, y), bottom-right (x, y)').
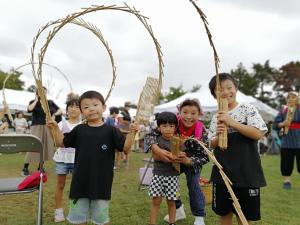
top-left (149, 174), bottom-right (179, 200)
top-left (212, 183), bottom-right (261, 221)
top-left (55, 162), bottom-right (74, 175)
top-left (67, 198), bottom-right (110, 225)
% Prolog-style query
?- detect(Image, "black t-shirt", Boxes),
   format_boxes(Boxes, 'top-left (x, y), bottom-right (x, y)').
top-left (28, 99), bottom-right (59, 125)
top-left (63, 123), bottom-right (125, 200)
top-left (211, 132), bottom-right (267, 188)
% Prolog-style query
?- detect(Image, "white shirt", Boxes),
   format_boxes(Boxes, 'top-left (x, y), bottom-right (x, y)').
top-left (53, 119), bottom-right (81, 163)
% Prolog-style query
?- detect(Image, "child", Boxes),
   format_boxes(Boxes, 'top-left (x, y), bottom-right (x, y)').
top-left (53, 95), bottom-right (81, 222)
top-left (208, 73), bottom-right (268, 224)
top-left (147, 99), bottom-right (209, 225)
top-left (47, 90), bottom-right (138, 225)
top-left (149, 111), bottom-right (179, 225)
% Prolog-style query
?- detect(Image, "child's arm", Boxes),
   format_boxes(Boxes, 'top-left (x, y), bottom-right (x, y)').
top-left (151, 144), bottom-right (174, 162)
top-left (46, 119), bottom-right (65, 147)
top-left (217, 111), bottom-right (264, 140)
top-left (123, 123), bottom-right (140, 154)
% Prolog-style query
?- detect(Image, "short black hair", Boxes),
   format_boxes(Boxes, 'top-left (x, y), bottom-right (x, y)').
top-left (109, 107), bottom-right (119, 115)
top-left (66, 97), bottom-right (79, 111)
top-left (79, 91), bottom-right (105, 110)
top-left (156, 111), bottom-right (178, 127)
top-left (121, 111), bottom-right (131, 122)
top-left (208, 73), bottom-right (238, 98)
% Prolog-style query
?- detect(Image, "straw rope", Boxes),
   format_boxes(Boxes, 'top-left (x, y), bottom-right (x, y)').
top-left (283, 91), bottom-right (300, 134)
top-left (192, 139), bottom-right (249, 225)
top-left (189, 0), bottom-right (228, 149)
top-left (31, 4), bottom-right (164, 122)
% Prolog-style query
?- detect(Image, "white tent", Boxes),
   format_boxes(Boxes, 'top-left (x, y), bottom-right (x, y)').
top-left (0, 89), bottom-right (66, 113)
top-left (154, 86), bottom-right (278, 121)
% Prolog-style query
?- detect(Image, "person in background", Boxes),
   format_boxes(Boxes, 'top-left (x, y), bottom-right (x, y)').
top-left (273, 91), bottom-right (300, 190)
top-left (0, 117), bottom-right (9, 134)
top-left (105, 106), bottom-right (119, 126)
top-left (53, 95), bottom-right (81, 223)
top-left (117, 112), bottom-right (131, 168)
top-left (21, 87), bottom-right (62, 176)
top-left (13, 111), bottom-right (28, 134)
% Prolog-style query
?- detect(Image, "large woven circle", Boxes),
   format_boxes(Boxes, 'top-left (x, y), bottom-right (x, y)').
top-left (31, 4), bottom-right (164, 119)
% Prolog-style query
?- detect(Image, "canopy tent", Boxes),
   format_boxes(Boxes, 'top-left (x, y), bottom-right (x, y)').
top-left (0, 89), bottom-right (66, 114)
top-left (154, 86), bottom-right (278, 121)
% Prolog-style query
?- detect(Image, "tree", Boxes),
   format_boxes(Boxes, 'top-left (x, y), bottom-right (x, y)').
top-left (273, 61), bottom-right (300, 107)
top-left (0, 69), bottom-right (24, 90)
top-left (230, 63), bottom-right (258, 96)
top-left (160, 85), bottom-right (186, 103)
top-left (252, 60), bottom-right (278, 106)
top-left (190, 84), bottom-right (201, 93)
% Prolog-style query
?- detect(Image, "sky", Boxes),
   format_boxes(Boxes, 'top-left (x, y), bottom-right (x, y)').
top-left (0, 0), bottom-right (299, 107)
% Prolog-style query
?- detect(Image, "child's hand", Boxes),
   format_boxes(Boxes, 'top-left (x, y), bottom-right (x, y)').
top-left (217, 111), bottom-right (235, 127)
top-left (174, 152), bottom-right (191, 165)
top-left (46, 119), bottom-right (58, 130)
top-left (129, 122), bottom-right (140, 133)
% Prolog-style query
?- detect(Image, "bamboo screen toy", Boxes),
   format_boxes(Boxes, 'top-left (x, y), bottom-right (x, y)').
top-left (284, 92), bottom-right (299, 134)
top-left (31, 4), bottom-right (163, 125)
top-left (124, 77), bottom-right (161, 150)
top-left (190, 0), bottom-right (227, 149)
top-left (190, 1), bottom-right (248, 224)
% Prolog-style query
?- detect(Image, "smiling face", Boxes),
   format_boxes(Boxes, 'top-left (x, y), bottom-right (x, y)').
top-left (80, 98), bottom-right (106, 125)
top-left (179, 105), bottom-right (200, 128)
top-left (217, 79), bottom-right (238, 110)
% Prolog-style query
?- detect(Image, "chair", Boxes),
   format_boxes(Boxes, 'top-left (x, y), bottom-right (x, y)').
top-left (0, 134), bottom-right (44, 225)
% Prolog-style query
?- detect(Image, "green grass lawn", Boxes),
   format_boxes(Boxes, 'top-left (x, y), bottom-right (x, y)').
top-left (0, 152), bottom-right (300, 225)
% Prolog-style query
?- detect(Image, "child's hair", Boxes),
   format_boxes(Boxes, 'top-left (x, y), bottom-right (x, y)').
top-left (120, 111), bottom-right (131, 122)
top-left (79, 91), bottom-right (105, 110)
top-left (66, 97), bottom-right (79, 111)
top-left (179, 99), bottom-right (203, 115)
top-left (208, 73), bottom-right (238, 98)
top-left (109, 106), bottom-right (119, 115)
top-left (156, 111), bottom-right (178, 127)
top-left (16, 111), bottom-right (24, 117)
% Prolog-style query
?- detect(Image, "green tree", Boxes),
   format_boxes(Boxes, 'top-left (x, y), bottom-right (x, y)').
top-left (0, 69), bottom-right (24, 90)
top-left (252, 60), bottom-right (278, 107)
top-left (273, 61), bottom-right (300, 108)
top-left (190, 84), bottom-right (201, 93)
top-left (230, 63), bottom-right (258, 96)
top-left (160, 84), bottom-right (186, 103)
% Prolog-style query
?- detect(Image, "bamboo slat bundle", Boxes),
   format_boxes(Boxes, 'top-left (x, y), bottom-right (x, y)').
top-left (170, 135), bottom-right (185, 173)
top-left (284, 92), bottom-right (299, 134)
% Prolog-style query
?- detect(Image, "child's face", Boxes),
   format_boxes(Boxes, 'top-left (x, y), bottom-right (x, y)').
top-left (158, 123), bottom-right (176, 140)
top-left (179, 105), bottom-right (200, 128)
top-left (217, 79), bottom-right (237, 106)
top-left (67, 104), bottom-right (81, 120)
top-left (80, 98), bottom-right (106, 124)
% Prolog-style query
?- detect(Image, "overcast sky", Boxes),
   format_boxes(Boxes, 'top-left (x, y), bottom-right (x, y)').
top-left (0, 0), bottom-right (299, 107)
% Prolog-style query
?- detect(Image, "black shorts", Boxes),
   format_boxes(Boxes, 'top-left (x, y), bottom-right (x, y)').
top-left (212, 183), bottom-right (261, 221)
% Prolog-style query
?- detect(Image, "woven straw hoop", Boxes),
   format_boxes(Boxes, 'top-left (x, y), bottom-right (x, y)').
top-left (31, 4), bottom-right (164, 120)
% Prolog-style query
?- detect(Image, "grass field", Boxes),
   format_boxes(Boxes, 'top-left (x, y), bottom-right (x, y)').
top-left (0, 152), bottom-right (299, 225)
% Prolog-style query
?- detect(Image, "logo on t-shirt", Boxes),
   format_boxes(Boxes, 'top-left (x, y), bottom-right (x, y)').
top-left (101, 144), bottom-right (108, 151)
top-left (249, 188), bottom-right (259, 197)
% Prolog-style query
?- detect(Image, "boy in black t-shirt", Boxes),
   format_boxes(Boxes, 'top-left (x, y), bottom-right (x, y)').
top-left (208, 73), bottom-right (268, 224)
top-left (47, 90), bottom-right (138, 225)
